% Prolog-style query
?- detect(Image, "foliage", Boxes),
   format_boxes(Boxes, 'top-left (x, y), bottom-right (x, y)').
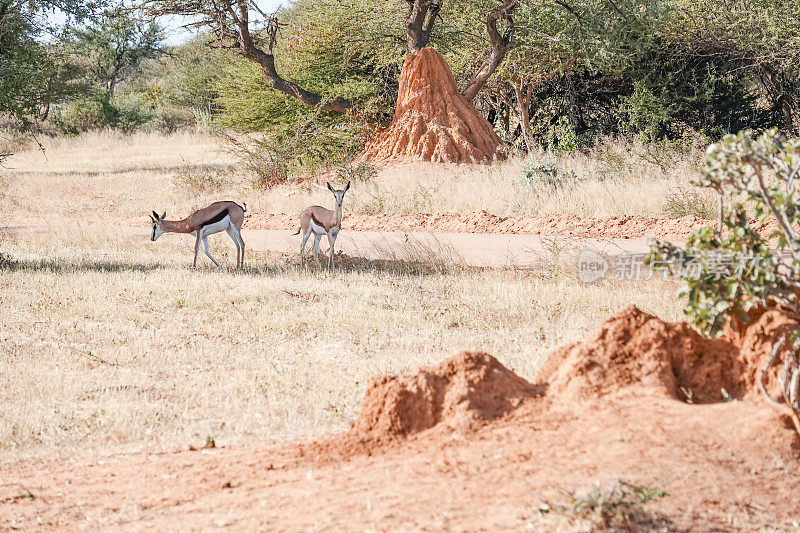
top-left (220, 109), bottom-right (370, 186)
top-left (7, 0), bottom-right (800, 149)
top-left (214, 0), bottom-right (403, 131)
top-left (539, 479), bottom-right (668, 528)
top-left (52, 91), bottom-right (153, 133)
top-left (648, 129), bottom-right (800, 336)
top-left (45, 8), bottom-right (164, 134)
top-left (69, 8), bottom-right (164, 97)
top-left (207, 0), bottom-right (800, 155)
top-left (0, 0), bottom-right (110, 129)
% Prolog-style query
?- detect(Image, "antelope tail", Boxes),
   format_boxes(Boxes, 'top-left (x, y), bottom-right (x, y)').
top-left (292, 227), bottom-right (301, 236)
top-left (242, 202), bottom-right (247, 213)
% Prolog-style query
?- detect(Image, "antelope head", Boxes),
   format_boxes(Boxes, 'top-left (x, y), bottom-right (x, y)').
top-left (327, 181), bottom-right (351, 208)
top-left (150, 210), bottom-right (167, 241)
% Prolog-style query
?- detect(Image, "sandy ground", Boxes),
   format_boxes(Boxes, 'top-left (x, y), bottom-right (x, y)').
top-left (0, 211), bottom-right (711, 240)
top-left (2, 211), bottom-right (688, 270)
top-left (2, 393), bottom-right (798, 531)
top-left (5, 223), bottom-right (652, 269)
top-left (2, 308), bottom-right (800, 531)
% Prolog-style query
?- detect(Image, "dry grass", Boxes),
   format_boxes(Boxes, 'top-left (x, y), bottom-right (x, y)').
top-left (1, 132), bottom-right (715, 221)
top-left (0, 227), bottom-right (684, 462)
top-left (0, 132), bottom-right (689, 462)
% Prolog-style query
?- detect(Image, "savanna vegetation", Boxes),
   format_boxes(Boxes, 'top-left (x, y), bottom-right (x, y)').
top-left (2, 0), bottom-right (799, 178)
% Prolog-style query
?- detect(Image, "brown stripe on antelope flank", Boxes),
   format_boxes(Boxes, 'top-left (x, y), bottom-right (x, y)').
top-left (202, 209), bottom-right (229, 227)
top-left (310, 213), bottom-right (325, 228)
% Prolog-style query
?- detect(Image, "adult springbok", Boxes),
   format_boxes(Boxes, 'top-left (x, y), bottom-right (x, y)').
top-left (150, 201), bottom-right (246, 269)
top-left (294, 181), bottom-right (350, 268)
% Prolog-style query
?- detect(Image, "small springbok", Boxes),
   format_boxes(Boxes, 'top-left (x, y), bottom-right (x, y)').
top-left (293, 181), bottom-right (350, 267)
top-left (150, 201), bottom-right (246, 269)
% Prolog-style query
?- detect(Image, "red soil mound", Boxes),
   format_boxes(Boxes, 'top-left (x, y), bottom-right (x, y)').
top-left (349, 351), bottom-right (540, 438)
top-left (537, 305), bottom-right (797, 404)
top-left (356, 49), bottom-right (503, 164)
top-left (242, 211), bottom-right (711, 239)
top-left (344, 307), bottom-right (797, 442)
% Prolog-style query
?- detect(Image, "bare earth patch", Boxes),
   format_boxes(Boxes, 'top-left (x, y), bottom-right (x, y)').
top-left (245, 211), bottom-right (712, 240)
top-left (2, 211), bottom-right (713, 240)
top-left (2, 307), bottom-right (798, 531)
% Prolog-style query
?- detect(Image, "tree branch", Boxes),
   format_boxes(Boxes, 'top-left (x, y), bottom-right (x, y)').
top-left (146, 0), bottom-right (354, 116)
top-left (234, 4), bottom-right (353, 114)
top-left (405, 0), bottom-right (443, 52)
top-left (752, 164), bottom-right (800, 249)
top-left (461, 0), bottom-right (519, 102)
top-left (553, 0), bottom-right (583, 24)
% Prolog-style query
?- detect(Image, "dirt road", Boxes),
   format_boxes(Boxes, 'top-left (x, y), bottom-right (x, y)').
top-left (4, 220), bottom-right (655, 269)
top-left (245, 229), bottom-right (652, 268)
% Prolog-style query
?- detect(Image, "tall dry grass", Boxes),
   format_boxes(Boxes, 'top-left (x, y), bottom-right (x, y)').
top-left (0, 132), bottom-right (692, 462)
top-left (0, 225), bottom-right (685, 462)
top-left (1, 132), bottom-right (716, 222)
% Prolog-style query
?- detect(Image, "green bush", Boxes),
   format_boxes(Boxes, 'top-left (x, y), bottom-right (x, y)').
top-left (649, 129), bottom-right (800, 335)
top-left (52, 97), bottom-right (107, 133)
top-left (52, 92), bottom-right (152, 134)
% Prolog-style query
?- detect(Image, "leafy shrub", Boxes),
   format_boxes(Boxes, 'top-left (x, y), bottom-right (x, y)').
top-left (222, 133), bottom-right (291, 189)
top-left (649, 129), bottom-right (800, 336)
top-left (221, 111), bottom-right (371, 188)
top-left (52, 97), bottom-right (106, 133)
top-left (539, 479), bottom-right (668, 528)
top-left (52, 92), bottom-right (152, 134)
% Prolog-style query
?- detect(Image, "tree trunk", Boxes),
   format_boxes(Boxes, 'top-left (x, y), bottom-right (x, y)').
top-left (513, 81), bottom-right (534, 151)
top-left (405, 0), bottom-right (442, 52)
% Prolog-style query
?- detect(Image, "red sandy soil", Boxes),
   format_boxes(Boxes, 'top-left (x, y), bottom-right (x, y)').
top-left (2, 306), bottom-right (799, 531)
top-left (356, 48), bottom-right (503, 164)
top-left (1, 212), bottom-right (714, 240)
top-left (246, 211), bottom-right (713, 240)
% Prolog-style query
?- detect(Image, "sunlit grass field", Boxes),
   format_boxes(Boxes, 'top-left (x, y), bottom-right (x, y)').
top-left (1, 131), bottom-right (713, 222)
top-left (0, 133), bottom-right (687, 462)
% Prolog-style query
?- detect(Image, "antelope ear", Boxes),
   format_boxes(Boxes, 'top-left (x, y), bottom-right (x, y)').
top-left (344, 181), bottom-right (351, 192)
top-left (327, 182), bottom-right (334, 192)
top-left (152, 210), bottom-right (160, 221)
top-left (161, 211), bottom-right (166, 220)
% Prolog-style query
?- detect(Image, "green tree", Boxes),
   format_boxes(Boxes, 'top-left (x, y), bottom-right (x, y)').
top-left (648, 129), bottom-right (800, 432)
top-left (70, 8), bottom-right (164, 97)
top-left (0, 0), bottom-right (102, 129)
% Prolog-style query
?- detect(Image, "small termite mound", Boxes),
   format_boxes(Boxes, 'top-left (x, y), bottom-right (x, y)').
top-left (536, 305), bottom-right (798, 404)
top-left (349, 351), bottom-right (539, 439)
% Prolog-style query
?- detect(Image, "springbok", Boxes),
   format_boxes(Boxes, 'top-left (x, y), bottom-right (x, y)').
top-left (150, 201), bottom-right (246, 269)
top-left (293, 181), bottom-right (350, 268)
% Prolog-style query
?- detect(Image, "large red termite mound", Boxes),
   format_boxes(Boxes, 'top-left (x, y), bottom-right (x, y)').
top-left (356, 48), bottom-right (504, 164)
top-left (536, 305), bottom-right (798, 404)
top-left (345, 306), bottom-right (797, 444)
top-left (349, 351), bottom-right (539, 439)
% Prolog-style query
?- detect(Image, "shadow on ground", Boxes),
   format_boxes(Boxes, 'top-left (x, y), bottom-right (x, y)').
top-left (0, 253), bottom-right (164, 274)
top-left (0, 250), bottom-right (474, 277)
